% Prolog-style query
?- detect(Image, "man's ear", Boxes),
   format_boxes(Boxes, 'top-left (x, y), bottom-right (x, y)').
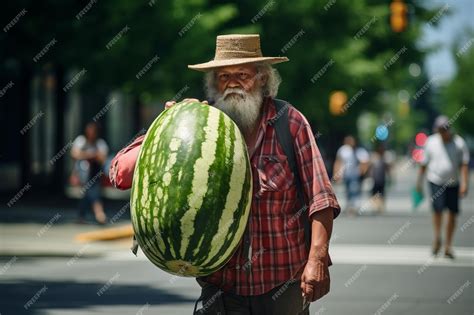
top-left (258, 73), bottom-right (267, 87)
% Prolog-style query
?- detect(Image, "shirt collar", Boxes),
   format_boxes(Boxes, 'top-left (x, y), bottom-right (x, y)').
top-left (260, 97), bottom-right (277, 126)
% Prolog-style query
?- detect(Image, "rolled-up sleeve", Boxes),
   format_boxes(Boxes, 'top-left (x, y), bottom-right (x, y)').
top-left (291, 109), bottom-right (341, 219)
top-left (109, 135), bottom-right (145, 190)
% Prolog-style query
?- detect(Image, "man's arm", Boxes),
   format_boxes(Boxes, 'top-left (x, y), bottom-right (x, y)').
top-left (95, 139), bottom-right (109, 164)
top-left (460, 163), bottom-right (469, 197)
top-left (416, 165), bottom-right (427, 193)
top-left (357, 148), bottom-right (371, 178)
top-left (290, 108), bottom-right (340, 302)
top-left (71, 136), bottom-right (96, 160)
top-left (110, 99), bottom-right (207, 190)
top-left (109, 135), bottom-right (145, 190)
top-left (301, 207), bottom-right (333, 302)
top-left (71, 147), bottom-right (96, 161)
top-left (459, 138), bottom-right (470, 198)
top-left (308, 208), bottom-right (333, 262)
top-left (332, 158), bottom-right (342, 183)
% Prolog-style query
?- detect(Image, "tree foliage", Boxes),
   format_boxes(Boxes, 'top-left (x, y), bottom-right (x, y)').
top-left (1, 0), bottom-right (441, 149)
top-left (441, 30), bottom-right (474, 136)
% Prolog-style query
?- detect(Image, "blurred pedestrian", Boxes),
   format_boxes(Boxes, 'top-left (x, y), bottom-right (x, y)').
top-left (416, 115), bottom-right (470, 258)
top-left (334, 135), bottom-right (370, 214)
top-left (369, 142), bottom-right (392, 214)
top-left (71, 122), bottom-right (108, 224)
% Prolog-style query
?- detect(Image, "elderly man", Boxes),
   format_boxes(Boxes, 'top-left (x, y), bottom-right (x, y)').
top-left (110, 34), bottom-right (340, 315)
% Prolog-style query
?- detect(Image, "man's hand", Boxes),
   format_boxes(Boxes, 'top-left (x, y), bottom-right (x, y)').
top-left (416, 165), bottom-right (427, 194)
top-left (332, 159), bottom-right (343, 184)
top-left (165, 98), bottom-right (208, 109)
top-left (302, 208), bottom-right (333, 302)
top-left (459, 164), bottom-right (469, 198)
top-left (300, 258), bottom-right (330, 302)
top-left (95, 151), bottom-right (107, 164)
top-left (332, 172), bottom-right (343, 184)
top-left (81, 151), bottom-right (97, 161)
top-left (459, 184), bottom-right (468, 198)
top-left (415, 182), bottom-right (423, 194)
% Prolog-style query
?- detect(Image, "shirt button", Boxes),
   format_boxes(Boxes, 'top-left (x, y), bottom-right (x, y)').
top-left (236, 264), bottom-right (240, 269)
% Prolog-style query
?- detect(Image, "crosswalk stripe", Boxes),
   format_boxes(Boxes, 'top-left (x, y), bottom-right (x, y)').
top-left (330, 244), bottom-right (474, 267)
top-left (104, 244), bottom-right (474, 268)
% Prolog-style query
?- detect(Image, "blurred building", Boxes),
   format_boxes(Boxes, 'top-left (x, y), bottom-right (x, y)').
top-left (1, 65), bottom-right (162, 199)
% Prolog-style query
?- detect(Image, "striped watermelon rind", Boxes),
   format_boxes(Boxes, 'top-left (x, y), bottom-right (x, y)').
top-left (130, 101), bottom-right (252, 277)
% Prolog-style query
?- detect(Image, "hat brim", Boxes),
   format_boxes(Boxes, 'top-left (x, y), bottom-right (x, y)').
top-left (188, 57), bottom-right (289, 72)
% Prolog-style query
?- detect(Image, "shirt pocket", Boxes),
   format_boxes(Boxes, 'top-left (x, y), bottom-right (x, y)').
top-left (255, 154), bottom-right (294, 194)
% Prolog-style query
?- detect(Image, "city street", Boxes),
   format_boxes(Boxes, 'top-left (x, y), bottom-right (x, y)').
top-left (1, 160), bottom-right (473, 314)
top-left (2, 1), bottom-right (473, 314)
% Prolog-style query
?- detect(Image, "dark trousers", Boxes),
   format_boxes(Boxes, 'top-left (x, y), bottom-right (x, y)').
top-left (78, 182), bottom-right (101, 219)
top-left (194, 279), bottom-right (310, 315)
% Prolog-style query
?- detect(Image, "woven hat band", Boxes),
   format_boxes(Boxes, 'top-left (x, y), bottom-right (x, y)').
top-left (215, 49), bottom-right (262, 59)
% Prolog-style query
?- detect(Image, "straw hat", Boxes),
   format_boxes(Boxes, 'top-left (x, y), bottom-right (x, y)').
top-left (188, 34), bottom-right (289, 72)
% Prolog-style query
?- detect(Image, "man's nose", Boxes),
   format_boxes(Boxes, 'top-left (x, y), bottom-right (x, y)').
top-left (227, 79), bottom-right (241, 88)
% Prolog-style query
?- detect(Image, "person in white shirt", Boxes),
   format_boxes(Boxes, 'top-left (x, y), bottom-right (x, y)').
top-left (416, 115), bottom-right (470, 258)
top-left (334, 135), bottom-right (370, 214)
top-left (71, 122), bottom-right (109, 224)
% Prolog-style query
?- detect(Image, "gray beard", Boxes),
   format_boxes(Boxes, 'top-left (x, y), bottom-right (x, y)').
top-left (211, 87), bottom-right (263, 136)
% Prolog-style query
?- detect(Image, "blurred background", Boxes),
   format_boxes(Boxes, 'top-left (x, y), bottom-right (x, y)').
top-left (1, 0), bottom-right (473, 197)
top-left (1, 0), bottom-right (473, 314)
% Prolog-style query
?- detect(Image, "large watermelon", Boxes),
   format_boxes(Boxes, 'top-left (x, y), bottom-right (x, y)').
top-left (130, 101), bottom-right (252, 277)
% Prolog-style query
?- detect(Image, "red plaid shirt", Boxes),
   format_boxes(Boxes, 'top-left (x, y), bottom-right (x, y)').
top-left (110, 97), bottom-right (340, 296)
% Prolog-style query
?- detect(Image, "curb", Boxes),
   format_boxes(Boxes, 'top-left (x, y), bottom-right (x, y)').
top-left (75, 224), bottom-right (134, 242)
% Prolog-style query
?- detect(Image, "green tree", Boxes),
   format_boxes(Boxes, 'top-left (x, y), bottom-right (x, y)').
top-left (1, 0), bottom-right (440, 152)
top-left (441, 31), bottom-right (474, 136)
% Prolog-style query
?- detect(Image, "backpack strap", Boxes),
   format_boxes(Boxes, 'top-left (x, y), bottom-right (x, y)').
top-left (270, 99), bottom-right (311, 250)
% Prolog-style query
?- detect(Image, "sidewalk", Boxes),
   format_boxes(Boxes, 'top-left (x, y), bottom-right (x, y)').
top-left (0, 200), bottom-right (133, 259)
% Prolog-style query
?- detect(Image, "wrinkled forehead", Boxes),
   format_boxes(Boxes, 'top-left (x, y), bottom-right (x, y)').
top-left (215, 64), bottom-right (258, 74)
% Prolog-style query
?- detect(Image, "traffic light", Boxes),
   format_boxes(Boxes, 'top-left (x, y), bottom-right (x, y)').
top-left (329, 91), bottom-right (348, 115)
top-left (390, 0), bottom-right (408, 32)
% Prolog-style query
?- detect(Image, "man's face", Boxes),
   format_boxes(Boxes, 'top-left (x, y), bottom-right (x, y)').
top-left (85, 124), bottom-right (98, 141)
top-left (215, 64), bottom-right (264, 95)
top-left (439, 126), bottom-right (451, 142)
top-left (345, 136), bottom-right (356, 148)
top-left (209, 64), bottom-right (267, 135)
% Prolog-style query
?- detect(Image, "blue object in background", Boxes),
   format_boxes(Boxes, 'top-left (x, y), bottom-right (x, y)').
top-left (375, 125), bottom-right (389, 141)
